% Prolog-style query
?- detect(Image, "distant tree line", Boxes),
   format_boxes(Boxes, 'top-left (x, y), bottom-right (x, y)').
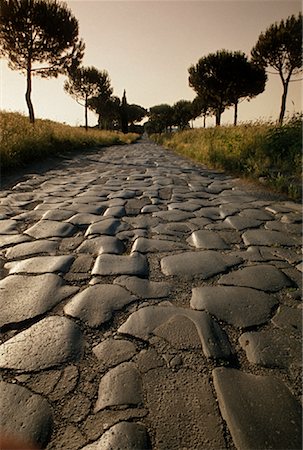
top-left (0, 2), bottom-right (301, 129)
top-left (0, 0), bottom-right (147, 131)
top-left (145, 12), bottom-right (302, 130)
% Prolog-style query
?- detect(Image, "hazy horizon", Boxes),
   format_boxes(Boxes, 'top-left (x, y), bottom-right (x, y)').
top-left (1, 0), bottom-right (302, 127)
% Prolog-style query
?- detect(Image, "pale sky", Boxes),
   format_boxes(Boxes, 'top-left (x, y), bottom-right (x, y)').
top-left (1, 0), bottom-right (302, 127)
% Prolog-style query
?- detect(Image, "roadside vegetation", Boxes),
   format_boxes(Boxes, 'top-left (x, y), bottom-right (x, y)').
top-left (151, 115), bottom-right (302, 200)
top-left (0, 111), bottom-right (139, 170)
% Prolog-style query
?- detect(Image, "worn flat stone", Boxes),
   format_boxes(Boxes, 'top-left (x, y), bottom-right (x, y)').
top-left (132, 237), bottom-right (186, 253)
top-left (82, 422), bottom-right (150, 450)
top-left (64, 284), bottom-right (136, 327)
top-left (85, 218), bottom-right (129, 236)
top-left (0, 219), bottom-right (19, 234)
top-left (0, 274), bottom-right (78, 328)
top-left (144, 368), bottom-right (225, 450)
top-left (154, 315), bottom-right (202, 350)
top-left (213, 367), bottom-right (302, 450)
top-left (187, 230), bottom-right (229, 249)
top-left (218, 264), bottom-right (294, 292)
top-left (0, 316), bottom-right (84, 371)
top-left (271, 305), bottom-right (302, 334)
top-left (92, 253), bottom-right (148, 276)
top-left (93, 338), bottom-right (137, 367)
top-left (242, 229), bottom-right (299, 246)
top-left (114, 276), bottom-right (172, 299)
top-left (25, 220), bottom-right (75, 238)
top-left (76, 236), bottom-right (125, 255)
top-left (239, 330), bottom-right (302, 368)
top-left (5, 255), bottom-right (74, 274)
top-left (195, 207), bottom-right (221, 220)
top-left (153, 210), bottom-right (195, 221)
top-left (118, 305), bottom-right (232, 359)
top-left (168, 201), bottom-right (201, 212)
top-left (5, 240), bottom-right (59, 260)
top-left (152, 222), bottom-right (192, 236)
top-left (94, 362), bottom-right (143, 412)
top-left (0, 381), bottom-right (53, 447)
top-left (66, 213), bottom-right (103, 226)
top-left (103, 206), bottom-right (126, 217)
top-left (223, 216), bottom-right (262, 231)
top-left (161, 251), bottom-right (241, 279)
top-left (0, 234), bottom-right (31, 249)
top-left (191, 286), bottom-right (277, 328)
top-left (42, 209), bottom-right (75, 220)
top-left (239, 208), bottom-right (274, 221)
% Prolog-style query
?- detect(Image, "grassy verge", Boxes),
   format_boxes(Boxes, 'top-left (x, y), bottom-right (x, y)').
top-left (0, 111), bottom-right (139, 170)
top-left (151, 115), bottom-right (302, 201)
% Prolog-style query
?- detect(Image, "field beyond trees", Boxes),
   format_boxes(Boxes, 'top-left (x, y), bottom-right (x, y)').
top-left (151, 116), bottom-right (302, 200)
top-left (0, 112), bottom-right (139, 171)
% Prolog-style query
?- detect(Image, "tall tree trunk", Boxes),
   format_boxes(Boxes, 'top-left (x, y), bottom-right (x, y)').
top-left (215, 110), bottom-right (221, 126)
top-left (203, 114), bottom-right (206, 128)
top-left (26, 61), bottom-right (35, 124)
top-left (234, 100), bottom-right (238, 126)
top-left (85, 94), bottom-right (88, 131)
top-left (279, 80), bottom-right (289, 125)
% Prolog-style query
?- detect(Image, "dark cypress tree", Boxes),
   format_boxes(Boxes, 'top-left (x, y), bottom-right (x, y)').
top-left (121, 90), bottom-right (129, 134)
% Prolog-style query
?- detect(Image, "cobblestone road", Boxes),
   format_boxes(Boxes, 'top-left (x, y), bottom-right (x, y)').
top-left (0, 139), bottom-right (302, 449)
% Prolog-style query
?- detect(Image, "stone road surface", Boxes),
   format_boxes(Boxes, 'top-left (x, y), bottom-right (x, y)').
top-left (0, 139), bottom-right (302, 450)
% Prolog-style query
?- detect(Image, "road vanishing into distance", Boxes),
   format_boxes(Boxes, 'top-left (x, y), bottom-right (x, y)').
top-left (0, 138), bottom-right (302, 449)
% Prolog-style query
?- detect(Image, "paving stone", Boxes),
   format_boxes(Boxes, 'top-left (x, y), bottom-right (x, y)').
top-left (118, 305), bottom-right (232, 359)
top-left (218, 264), bottom-right (294, 292)
top-left (153, 210), bottom-right (195, 221)
top-left (264, 220), bottom-right (302, 234)
top-left (5, 255), bottom-right (74, 274)
top-left (0, 219), bottom-right (19, 234)
top-left (151, 222), bottom-right (192, 236)
top-left (5, 239), bottom-right (59, 260)
top-left (114, 275), bottom-right (172, 299)
top-left (195, 207), bottom-right (221, 220)
top-left (92, 253), bottom-right (148, 276)
top-left (85, 218), bottom-right (129, 236)
top-left (272, 305), bottom-right (302, 334)
top-left (0, 234), bottom-right (31, 249)
top-left (0, 274), bottom-right (78, 328)
top-left (108, 189), bottom-right (138, 199)
top-left (239, 208), bottom-right (274, 221)
top-left (94, 362), bottom-right (143, 412)
top-left (239, 330), bottom-right (302, 368)
top-left (223, 215), bottom-right (262, 230)
top-left (189, 217), bottom-right (212, 227)
top-left (66, 213), bottom-right (103, 226)
top-left (42, 209), bottom-right (75, 220)
top-left (76, 236), bottom-right (125, 255)
top-left (187, 230), bottom-right (229, 249)
top-left (82, 422), bottom-right (150, 450)
top-left (144, 368), bottom-right (225, 450)
top-left (123, 215), bottom-right (160, 229)
top-left (161, 251), bottom-right (241, 279)
top-left (132, 237), bottom-right (186, 253)
top-left (70, 255), bottom-right (93, 273)
top-left (93, 338), bottom-right (137, 367)
top-left (0, 381), bottom-right (53, 448)
top-left (0, 316), bottom-right (84, 371)
top-left (168, 201), bottom-right (201, 212)
top-left (191, 286), bottom-right (277, 328)
top-left (65, 204), bottom-right (106, 214)
top-left (25, 220), bottom-right (76, 238)
top-left (64, 284), bottom-right (136, 327)
top-left (242, 229), bottom-right (299, 246)
top-left (154, 315), bottom-right (202, 350)
top-left (213, 367), bottom-right (302, 450)
top-left (103, 206), bottom-right (126, 217)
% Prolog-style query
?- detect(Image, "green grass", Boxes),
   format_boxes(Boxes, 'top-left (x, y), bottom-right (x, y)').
top-left (0, 111), bottom-right (139, 170)
top-left (151, 115), bottom-right (302, 200)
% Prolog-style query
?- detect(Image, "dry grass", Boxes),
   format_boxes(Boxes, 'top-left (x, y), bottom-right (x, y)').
top-left (152, 116), bottom-right (302, 200)
top-left (0, 111), bottom-right (139, 170)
